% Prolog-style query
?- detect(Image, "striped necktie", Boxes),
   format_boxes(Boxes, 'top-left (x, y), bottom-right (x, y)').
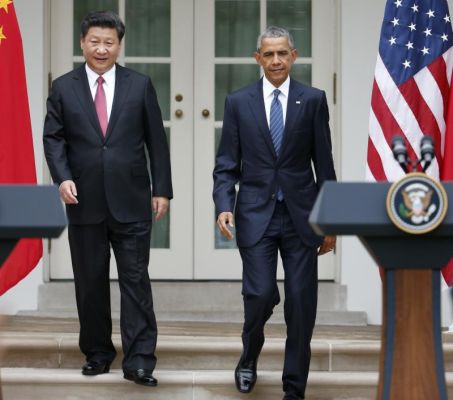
top-left (270, 89), bottom-right (284, 201)
top-left (270, 89), bottom-right (284, 155)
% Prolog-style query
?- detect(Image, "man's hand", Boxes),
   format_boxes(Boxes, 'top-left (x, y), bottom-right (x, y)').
top-left (217, 211), bottom-right (235, 240)
top-left (318, 235), bottom-right (336, 256)
top-left (59, 180), bottom-right (79, 204)
top-left (152, 197), bottom-right (170, 221)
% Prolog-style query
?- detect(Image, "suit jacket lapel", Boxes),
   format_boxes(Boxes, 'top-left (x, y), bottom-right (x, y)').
top-left (105, 64), bottom-right (132, 142)
top-left (281, 79), bottom-right (304, 154)
top-left (248, 80), bottom-right (277, 159)
top-left (72, 65), bottom-right (103, 140)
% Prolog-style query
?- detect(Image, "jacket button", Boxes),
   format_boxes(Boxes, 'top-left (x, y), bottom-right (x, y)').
top-left (103, 146), bottom-right (107, 150)
top-left (271, 193), bottom-right (276, 200)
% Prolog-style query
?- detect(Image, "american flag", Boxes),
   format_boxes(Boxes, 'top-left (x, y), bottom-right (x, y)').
top-left (367, 0), bottom-right (453, 182)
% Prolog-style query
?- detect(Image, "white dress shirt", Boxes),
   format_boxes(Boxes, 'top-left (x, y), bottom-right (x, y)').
top-left (85, 64), bottom-right (116, 120)
top-left (262, 75), bottom-right (290, 128)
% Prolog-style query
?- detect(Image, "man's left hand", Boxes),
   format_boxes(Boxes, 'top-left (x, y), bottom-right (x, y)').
top-left (152, 197), bottom-right (170, 221)
top-left (318, 235), bottom-right (336, 256)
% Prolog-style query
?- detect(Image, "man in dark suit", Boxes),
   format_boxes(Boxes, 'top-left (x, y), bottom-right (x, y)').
top-left (43, 11), bottom-right (172, 387)
top-left (213, 26), bottom-right (336, 400)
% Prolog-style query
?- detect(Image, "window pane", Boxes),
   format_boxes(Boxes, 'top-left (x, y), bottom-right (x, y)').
top-left (215, 223), bottom-right (238, 249)
top-left (214, 127), bottom-right (222, 154)
top-left (73, 0), bottom-right (118, 56)
top-left (214, 128), bottom-right (238, 249)
top-left (126, 63), bottom-right (170, 121)
top-left (151, 207), bottom-right (170, 248)
top-left (215, 64), bottom-right (260, 120)
top-left (125, 0), bottom-right (170, 57)
top-left (215, 0), bottom-right (260, 57)
top-left (150, 128), bottom-right (170, 249)
top-left (291, 64), bottom-right (312, 86)
top-left (267, 0), bottom-right (312, 57)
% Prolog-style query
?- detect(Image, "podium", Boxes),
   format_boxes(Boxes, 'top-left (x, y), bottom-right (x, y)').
top-left (309, 182), bottom-right (453, 400)
top-left (0, 185), bottom-right (66, 266)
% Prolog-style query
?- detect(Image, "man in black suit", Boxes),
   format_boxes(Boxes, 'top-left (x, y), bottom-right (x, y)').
top-left (213, 26), bottom-right (336, 400)
top-left (43, 11), bottom-right (172, 387)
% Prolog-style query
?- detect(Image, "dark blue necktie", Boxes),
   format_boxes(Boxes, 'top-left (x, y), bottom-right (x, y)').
top-left (270, 89), bottom-right (284, 201)
top-left (270, 89), bottom-right (284, 155)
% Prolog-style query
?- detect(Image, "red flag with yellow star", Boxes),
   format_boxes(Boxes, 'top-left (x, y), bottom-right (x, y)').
top-left (0, 0), bottom-right (42, 295)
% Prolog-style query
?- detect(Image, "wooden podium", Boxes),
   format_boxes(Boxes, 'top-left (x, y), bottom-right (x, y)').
top-left (0, 185), bottom-right (66, 266)
top-left (309, 182), bottom-right (453, 400)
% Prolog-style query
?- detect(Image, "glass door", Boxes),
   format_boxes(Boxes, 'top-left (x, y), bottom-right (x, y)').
top-left (49, 0), bottom-right (194, 279)
top-left (193, 0), bottom-right (337, 279)
top-left (48, 0), bottom-right (337, 281)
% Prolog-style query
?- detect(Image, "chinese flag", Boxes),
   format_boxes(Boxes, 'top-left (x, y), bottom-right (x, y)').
top-left (0, 0), bottom-right (42, 295)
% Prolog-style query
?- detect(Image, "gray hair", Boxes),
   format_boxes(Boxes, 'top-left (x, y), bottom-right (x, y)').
top-left (256, 26), bottom-right (295, 51)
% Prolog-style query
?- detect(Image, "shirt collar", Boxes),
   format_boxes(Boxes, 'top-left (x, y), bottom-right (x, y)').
top-left (262, 75), bottom-right (290, 99)
top-left (85, 63), bottom-right (116, 88)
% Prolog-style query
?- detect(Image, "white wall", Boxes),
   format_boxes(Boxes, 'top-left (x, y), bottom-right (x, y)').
top-left (0, 0), bottom-right (45, 313)
top-left (339, 0), bottom-right (386, 324)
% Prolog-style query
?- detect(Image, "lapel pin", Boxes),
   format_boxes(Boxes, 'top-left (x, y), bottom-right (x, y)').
top-left (296, 100), bottom-right (301, 104)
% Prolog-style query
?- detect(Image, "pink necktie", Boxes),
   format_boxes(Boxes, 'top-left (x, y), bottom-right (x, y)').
top-left (95, 76), bottom-right (108, 136)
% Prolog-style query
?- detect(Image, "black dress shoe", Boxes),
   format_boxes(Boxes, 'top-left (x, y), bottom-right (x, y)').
top-left (123, 369), bottom-right (158, 387)
top-left (282, 393), bottom-right (304, 400)
top-left (81, 360), bottom-right (110, 376)
top-left (234, 356), bottom-right (257, 393)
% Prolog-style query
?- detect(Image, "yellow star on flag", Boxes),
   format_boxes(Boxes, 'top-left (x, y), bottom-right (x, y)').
top-left (0, 26), bottom-right (6, 44)
top-left (0, 0), bottom-right (13, 13)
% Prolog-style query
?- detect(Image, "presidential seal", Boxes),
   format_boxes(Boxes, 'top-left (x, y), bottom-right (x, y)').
top-left (386, 172), bottom-right (448, 234)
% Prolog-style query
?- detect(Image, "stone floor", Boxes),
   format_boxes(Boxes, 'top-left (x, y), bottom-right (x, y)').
top-left (0, 315), bottom-right (383, 339)
top-left (3, 316), bottom-right (453, 399)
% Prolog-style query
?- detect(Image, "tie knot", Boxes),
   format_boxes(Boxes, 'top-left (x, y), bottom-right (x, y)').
top-left (97, 76), bottom-right (105, 85)
top-left (273, 89), bottom-right (281, 99)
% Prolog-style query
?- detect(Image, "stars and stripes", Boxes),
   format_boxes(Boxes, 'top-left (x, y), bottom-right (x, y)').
top-left (367, 0), bottom-right (453, 285)
top-left (366, 0), bottom-right (453, 182)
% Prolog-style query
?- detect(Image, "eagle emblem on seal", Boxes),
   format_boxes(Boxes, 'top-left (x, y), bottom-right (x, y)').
top-left (387, 172), bottom-right (448, 234)
top-left (399, 183), bottom-right (436, 224)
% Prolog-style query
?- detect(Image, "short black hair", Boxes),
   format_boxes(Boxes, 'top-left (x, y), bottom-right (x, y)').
top-left (80, 11), bottom-right (125, 42)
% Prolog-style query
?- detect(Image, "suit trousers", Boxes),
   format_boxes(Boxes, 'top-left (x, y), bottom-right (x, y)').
top-left (68, 213), bottom-right (157, 371)
top-left (238, 201), bottom-right (318, 396)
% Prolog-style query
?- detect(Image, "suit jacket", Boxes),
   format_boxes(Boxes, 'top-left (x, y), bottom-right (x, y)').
top-left (44, 64), bottom-right (173, 225)
top-left (213, 78), bottom-right (336, 248)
